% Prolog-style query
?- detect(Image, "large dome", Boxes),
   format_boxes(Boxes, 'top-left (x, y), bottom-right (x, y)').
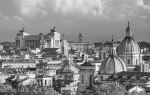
top-left (99, 55), bottom-right (127, 74)
top-left (117, 22), bottom-right (140, 54)
top-left (118, 37), bottom-right (140, 53)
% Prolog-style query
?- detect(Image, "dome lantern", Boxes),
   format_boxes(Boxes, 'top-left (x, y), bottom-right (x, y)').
top-left (118, 22), bottom-right (140, 54)
top-left (126, 21), bottom-right (132, 37)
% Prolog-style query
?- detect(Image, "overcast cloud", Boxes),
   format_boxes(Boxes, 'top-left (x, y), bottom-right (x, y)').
top-left (0, 0), bottom-right (150, 42)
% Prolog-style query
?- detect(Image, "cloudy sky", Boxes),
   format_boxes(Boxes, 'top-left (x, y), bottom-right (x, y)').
top-left (0, 0), bottom-right (150, 42)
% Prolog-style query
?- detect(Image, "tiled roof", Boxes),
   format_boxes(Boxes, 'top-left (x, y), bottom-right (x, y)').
top-left (117, 71), bottom-right (150, 76)
top-left (126, 85), bottom-right (135, 91)
top-left (105, 71), bottom-right (150, 83)
top-left (81, 62), bottom-right (93, 67)
top-left (56, 60), bottom-right (75, 74)
top-left (42, 48), bottom-right (58, 53)
top-left (36, 63), bottom-right (47, 68)
top-left (26, 67), bottom-right (36, 71)
top-left (143, 87), bottom-right (150, 92)
top-left (36, 74), bottom-right (52, 78)
top-left (19, 77), bottom-right (29, 82)
top-left (6, 75), bottom-right (15, 80)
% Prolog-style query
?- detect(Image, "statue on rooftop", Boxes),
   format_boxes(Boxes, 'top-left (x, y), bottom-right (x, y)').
top-left (20, 27), bottom-right (25, 33)
top-left (50, 26), bottom-right (56, 32)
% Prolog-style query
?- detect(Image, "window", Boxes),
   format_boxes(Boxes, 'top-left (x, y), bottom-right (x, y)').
top-left (99, 52), bottom-right (101, 59)
top-left (49, 80), bottom-right (51, 86)
top-left (136, 59), bottom-right (138, 65)
top-left (103, 52), bottom-right (105, 58)
top-left (89, 75), bottom-right (92, 84)
top-left (81, 75), bottom-right (84, 84)
top-left (16, 40), bottom-right (20, 47)
top-left (128, 59), bottom-right (130, 65)
top-left (45, 80), bottom-right (47, 86)
top-left (101, 76), bottom-right (103, 80)
top-left (41, 80), bottom-right (42, 85)
top-left (47, 40), bottom-right (51, 48)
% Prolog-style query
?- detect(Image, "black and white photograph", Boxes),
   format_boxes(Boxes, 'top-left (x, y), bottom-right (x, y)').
top-left (0, 0), bottom-right (150, 95)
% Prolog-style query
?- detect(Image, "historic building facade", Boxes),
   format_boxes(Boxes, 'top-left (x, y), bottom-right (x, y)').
top-left (61, 39), bottom-right (70, 56)
top-left (55, 58), bottom-right (80, 95)
top-left (78, 61), bottom-right (94, 92)
top-left (15, 27), bottom-right (61, 50)
top-left (69, 42), bottom-right (94, 53)
top-left (117, 22), bottom-right (143, 69)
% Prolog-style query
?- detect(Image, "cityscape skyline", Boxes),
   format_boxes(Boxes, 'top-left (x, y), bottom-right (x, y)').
top-left (0, 0), bottom-right (150, 42)
top-left (1, 1), bottom-right (150, 95)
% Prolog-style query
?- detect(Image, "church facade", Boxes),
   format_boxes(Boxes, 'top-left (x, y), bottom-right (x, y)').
top-left (117, 22), bottom-right (143, 70)
top-left (97, 22), bottom-right (144, 82)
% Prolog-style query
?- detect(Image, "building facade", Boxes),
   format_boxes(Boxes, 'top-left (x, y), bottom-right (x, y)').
top-left (78, 62), bottom-right (94, 92)
top-left (69, 42), bottom-right (94, 53)
top-left (15, 28), bottom-right (61, 50)
top-left (61, 39), bottom-right (70, 56)
top-left (117, 22), bottom-right (142, 68)
top-left (2, 60), bottom-right (36, 68)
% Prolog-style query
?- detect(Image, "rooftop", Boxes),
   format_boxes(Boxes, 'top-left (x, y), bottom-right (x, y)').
top-left (2, 59), bottom-right (36, 63)
top-left (105, 71), bottom-right (150, 83)
top-left (80, 61), bottom-right (93, 67)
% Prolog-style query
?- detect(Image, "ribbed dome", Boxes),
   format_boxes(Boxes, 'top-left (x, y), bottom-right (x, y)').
top-left (99, 55), bottom-right (127, 74)
top-left (118, 22), bottom-right (140, 54)
top-left (118, 37), bottom-right (140, 53)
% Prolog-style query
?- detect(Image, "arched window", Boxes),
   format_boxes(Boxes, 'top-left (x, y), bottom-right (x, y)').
top-left (128, 59), bottom-right (130, 65)
top-left (45, 80), bottom-right (47, 86)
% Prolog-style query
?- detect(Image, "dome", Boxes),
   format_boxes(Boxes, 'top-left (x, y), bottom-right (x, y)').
top-left (99, 55), bottom-right (127, 74)
top-left (117, 22), bottom-right (140, 54)
top-left (56, 60), bottom-right (74, 74)
top-left (117, 37), bottom-right (140, 53)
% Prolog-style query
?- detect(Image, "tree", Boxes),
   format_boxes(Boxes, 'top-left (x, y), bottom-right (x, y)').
top-left (0, 83), bottom-right (17, 95)
top-left (85, 82), bottom-right (128, 95)
top-left (86, 48), bottom-right (94, 55)
top-left (133, 66), bottom-right (141, 72)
